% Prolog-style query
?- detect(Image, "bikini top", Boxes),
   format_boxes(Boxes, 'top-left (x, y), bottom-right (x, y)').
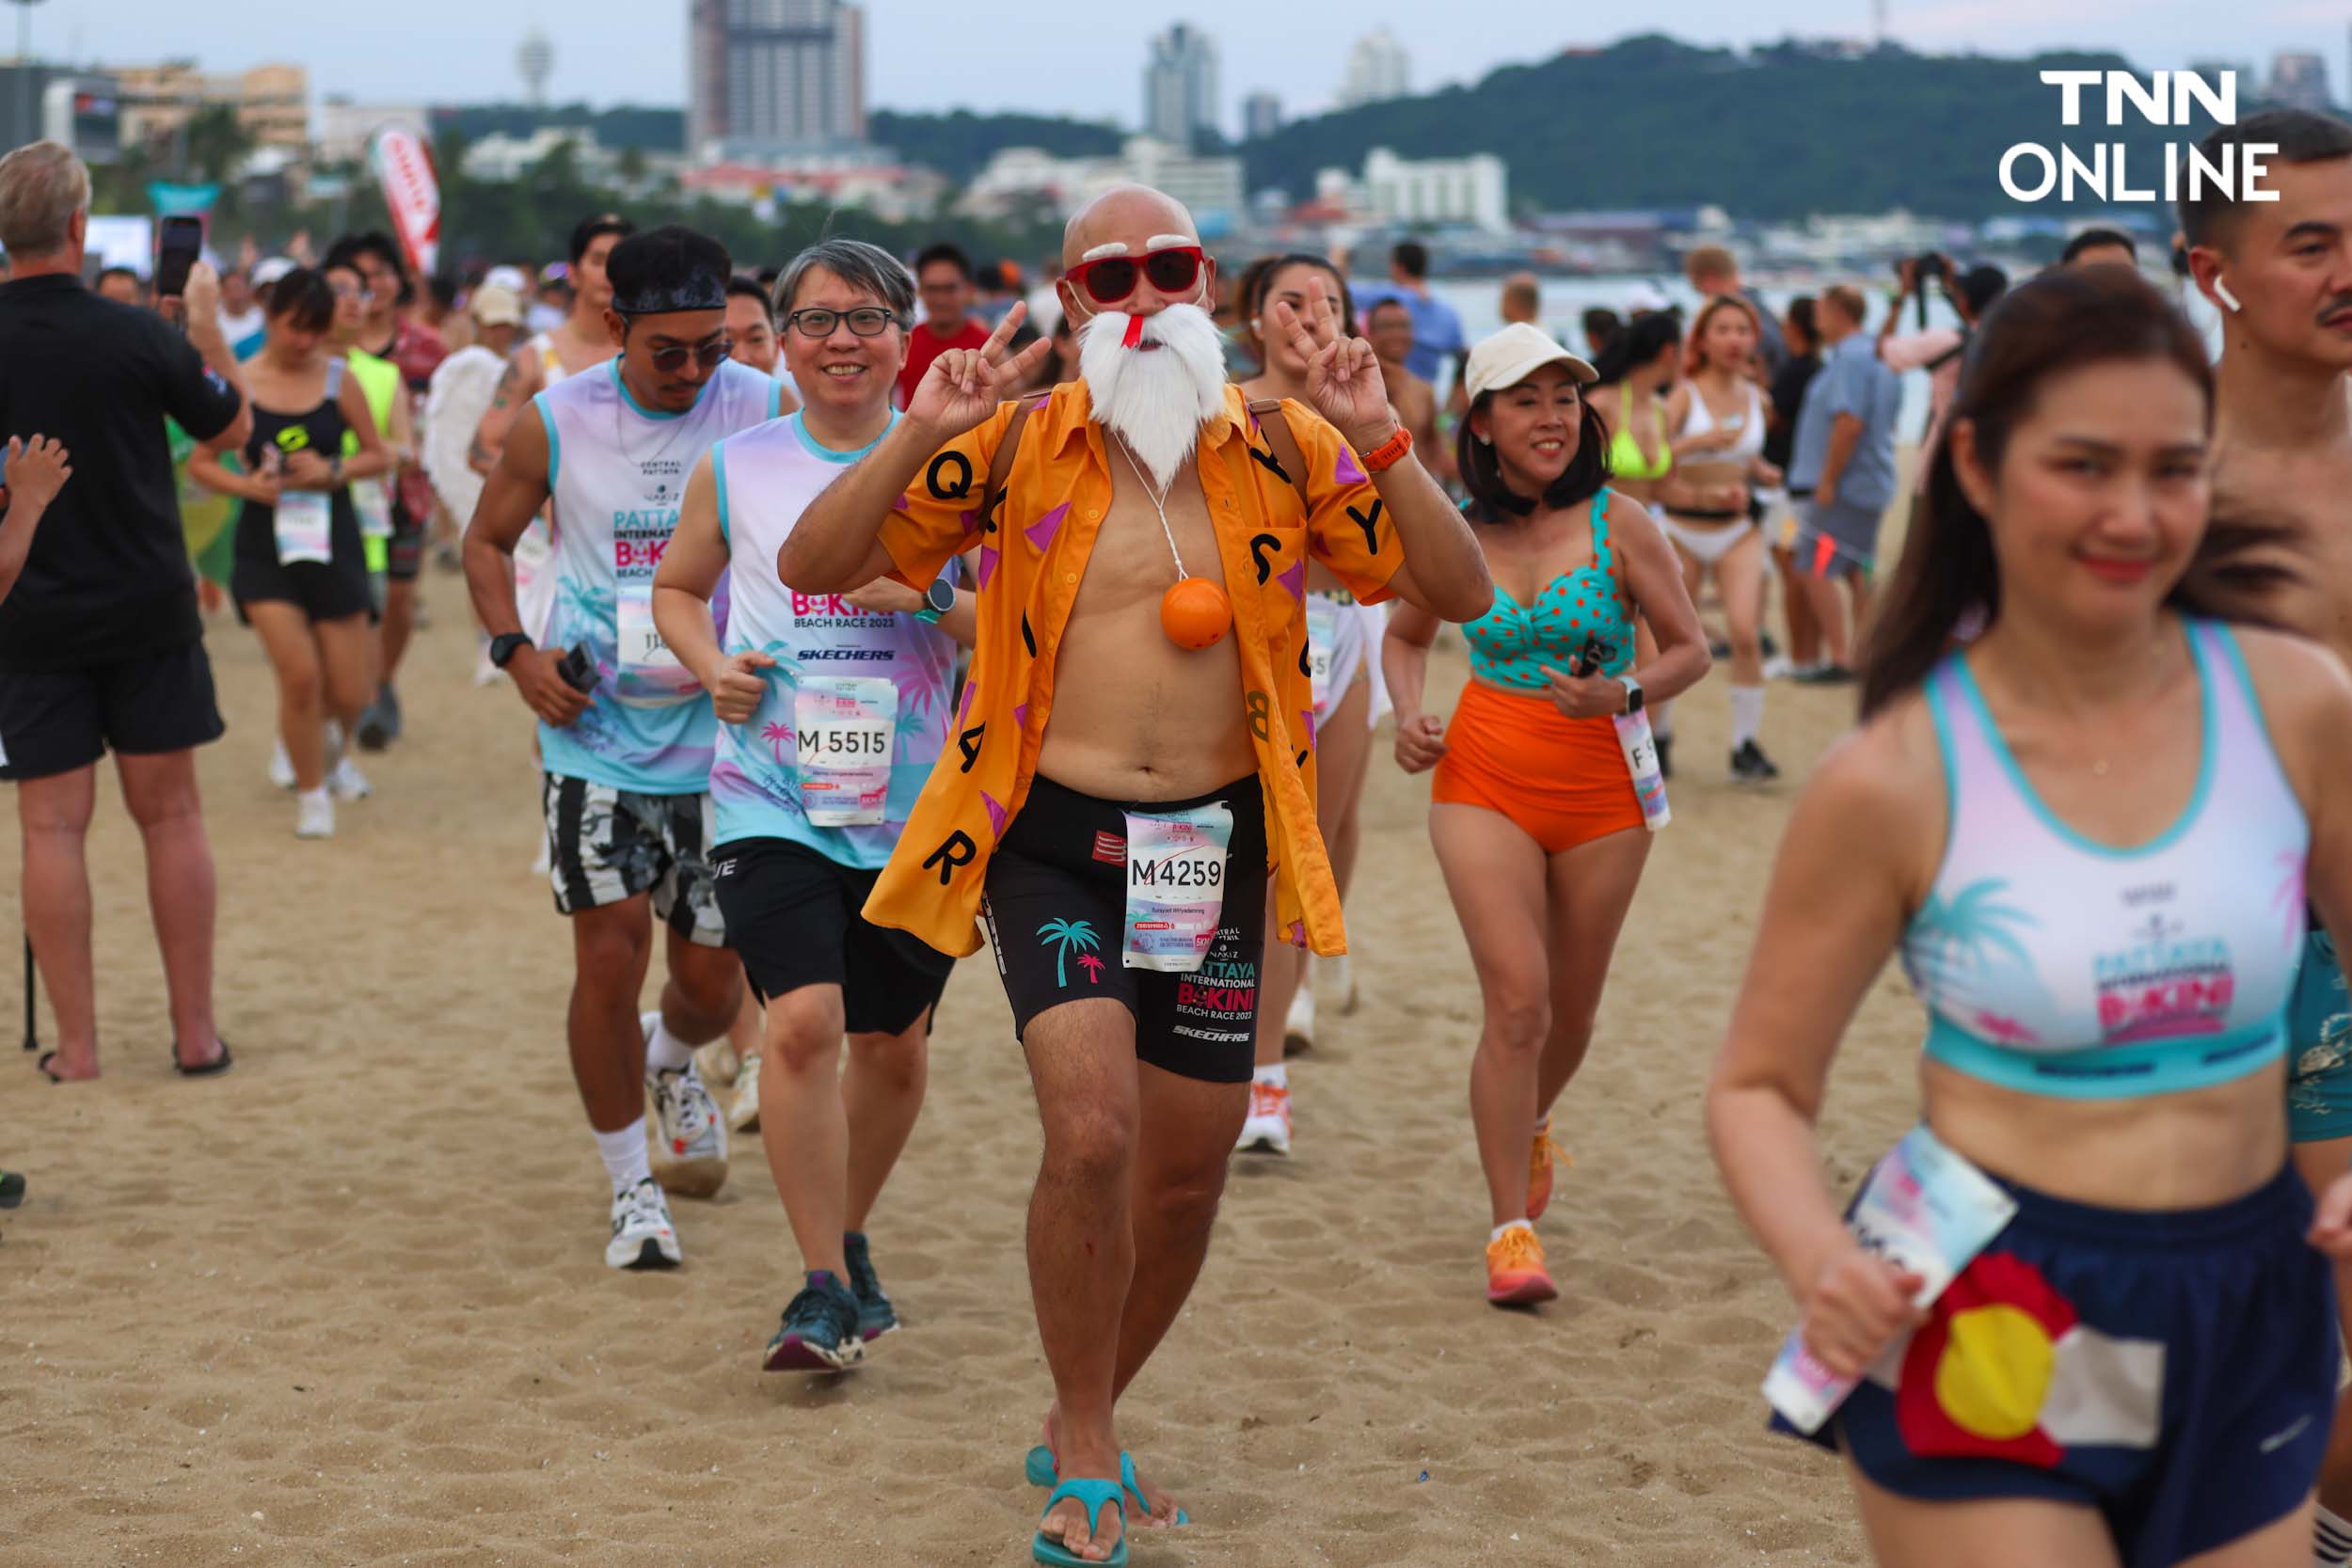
top-left (1677, 378), bottom-right (1765, 465)
top-left (1608, 386), bottom-right (1672, 482)
top-left (1461, 487), bottom-right (1635, 691)
top-left (1901, 618), bottom-right (2307, 1100)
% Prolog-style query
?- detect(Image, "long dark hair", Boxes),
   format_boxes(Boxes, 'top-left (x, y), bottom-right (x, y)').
top-left (1587, 309), bottom-right (1681, 388)
top-left (1457, 382), bottom-right (1611, 520)
top-left (1859, 267), bottom-right (2256, 718)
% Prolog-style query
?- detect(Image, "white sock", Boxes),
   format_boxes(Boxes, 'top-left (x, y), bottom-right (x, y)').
top-left (1252, 1062), bottom-right (1287, 1089)
top-left (2316, 1502), bottom-right (2352, 1566)
top-left (1729, 685), bottom-right (1765, 748)
top-left (644, 1015), bottom-right (695, 1074)
top-left (1489, 1219), bottom-right (1534, 1244)
top-left (595, 1119), bottom-right (653, 1195)
top-left (1650, 698), bottom-right (1675, 741)
top-left (296, 786), bottom-right (329, 809)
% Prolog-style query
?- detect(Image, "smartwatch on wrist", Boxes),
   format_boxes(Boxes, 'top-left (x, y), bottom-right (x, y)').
top-left (489, 632), bottom-right (534, 669)
top-left (1620, 674), bottom-right (1645, 715)
top-left (914, 577), bottom-right (955, 625)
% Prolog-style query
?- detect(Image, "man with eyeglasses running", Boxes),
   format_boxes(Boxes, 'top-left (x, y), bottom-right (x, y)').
top-left (463, 226), bottom-right (785, 1271)
top-left (781, 184), bottom-right (1492, 1564)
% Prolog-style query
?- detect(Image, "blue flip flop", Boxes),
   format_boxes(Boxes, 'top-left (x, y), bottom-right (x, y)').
top-left (1032, 1478), bottom-right (1126, 1567)
top-left (1022, 1447), bottom-right (1187, 1528)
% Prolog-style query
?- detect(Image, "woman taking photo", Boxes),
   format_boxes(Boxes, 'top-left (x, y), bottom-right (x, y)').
top-left (1661, 296), bottom-right (1783, 782)
top-left (191, 267), bottom-right (391, 840)
top-left (1708, 267), bottom-right (2352, 1566)
top-left (1386, 323), bottom-right (1708, 1303)
top-left (1231, 256), bottom-right (1385, 1153)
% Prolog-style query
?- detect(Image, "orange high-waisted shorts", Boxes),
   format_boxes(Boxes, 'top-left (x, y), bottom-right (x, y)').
top-left (1431, 679), bottom-right (1644, 853)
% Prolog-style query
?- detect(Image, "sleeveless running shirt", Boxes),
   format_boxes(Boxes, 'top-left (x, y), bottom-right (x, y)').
top-left (1459, 488), bottom-right (1636, 689)
top-left (707, 411), bottom-right (957, 865)
top-left (534, 358), bottom-right (783, 795)
top-left (1902, 619), bottom-right (2307, 1099)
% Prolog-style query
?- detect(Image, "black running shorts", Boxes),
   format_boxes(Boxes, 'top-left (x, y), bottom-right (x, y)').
top-left (712, 837), bottom-right (952, 1037)
top-left (981, 773), bottom-right (1268, 1085)
top-left (0, 641), bottom-right (226, 781)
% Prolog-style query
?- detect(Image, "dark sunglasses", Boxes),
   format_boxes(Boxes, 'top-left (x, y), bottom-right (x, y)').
top-left (638, 335), bottom-right (733, 373)
top-left (784, 307), bottom-right (901, 339)
top-left (1064, 245), bottom-right (1205, 308)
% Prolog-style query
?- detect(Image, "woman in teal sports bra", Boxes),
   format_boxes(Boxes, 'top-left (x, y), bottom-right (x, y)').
top-left (1708, 266), bottom-right (2352, 1567)
top-left (1386, 324), bottom-right (1708, 1307)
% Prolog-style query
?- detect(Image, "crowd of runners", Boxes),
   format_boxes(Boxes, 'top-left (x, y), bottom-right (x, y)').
top-left (8, 101), bottom-right (2352, 1568)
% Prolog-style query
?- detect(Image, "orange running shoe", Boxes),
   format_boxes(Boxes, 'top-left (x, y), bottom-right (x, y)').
top-left (1527, 1118), bottom-right (1571, 1221)
top-left (1485, 1223), bottom-right (1557, 1306)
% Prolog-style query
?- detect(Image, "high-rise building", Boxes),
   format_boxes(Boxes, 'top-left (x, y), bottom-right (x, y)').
top-left (2268, 50), bottom-right (2331, 112)
top-left (1337, 29), bottom-right (1409, 109)
top-left (111, 61), bottom-right (310, 156)
top-left (1143, 23), bottom-right (1218, 147)
top-left (688, 0), bottom-right (866, 159)
top-left (1242, 89), bottom-right (1280, 141)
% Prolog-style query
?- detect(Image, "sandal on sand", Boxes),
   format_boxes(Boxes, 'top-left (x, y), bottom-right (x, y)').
top-left (35, 1052), bottom-right (70, 1084)
top-left (170, 1039), bottom-right (233, 1078)
top-left (1032, 1479), bottom-right (1126, 1568)
top-left (1023, 1447), bottom-right (1187, 1528)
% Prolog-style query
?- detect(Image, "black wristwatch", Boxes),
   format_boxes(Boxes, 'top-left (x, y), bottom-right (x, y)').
top-left (914, 577), bottom-right (955, 625)
top-left (489, 632), bottom-right (534, 669)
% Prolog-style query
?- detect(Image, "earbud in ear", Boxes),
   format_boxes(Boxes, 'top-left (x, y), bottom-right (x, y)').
top-left (2215, 277), bottom-right (2243, 313)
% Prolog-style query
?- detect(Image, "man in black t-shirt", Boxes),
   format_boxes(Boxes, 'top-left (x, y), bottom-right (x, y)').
top-left (0, 140), bottom-right (249, 1082)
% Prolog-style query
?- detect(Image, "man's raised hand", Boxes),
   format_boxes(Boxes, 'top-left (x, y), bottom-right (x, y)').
top-left (906, 300), bottom-right (1054, 440)
top-left (1270, 274), bottom-right (1396, 450)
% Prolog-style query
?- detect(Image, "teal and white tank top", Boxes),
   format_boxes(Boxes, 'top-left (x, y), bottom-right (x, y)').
top-left (534, 358), bottom-right (782, 795)
top-left (707, 411), bottom-right (957, 864)
top-left (1902, 618), bottom-right (2308, 1099)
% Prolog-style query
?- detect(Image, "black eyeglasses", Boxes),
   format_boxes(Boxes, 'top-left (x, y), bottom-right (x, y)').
top-left (784, 307), bottom-right (901, 339)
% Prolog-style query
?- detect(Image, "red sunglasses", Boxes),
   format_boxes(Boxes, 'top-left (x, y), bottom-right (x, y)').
top-left (1064, 245), bottom-right (1206, 307)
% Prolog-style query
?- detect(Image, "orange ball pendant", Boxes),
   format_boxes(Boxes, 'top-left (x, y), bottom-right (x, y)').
top-left (1160, 577), bottom-right (1232, 650)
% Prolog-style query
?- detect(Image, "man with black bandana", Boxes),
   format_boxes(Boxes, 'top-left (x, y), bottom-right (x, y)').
top-left (463, 226), bottom-right (786, 1271)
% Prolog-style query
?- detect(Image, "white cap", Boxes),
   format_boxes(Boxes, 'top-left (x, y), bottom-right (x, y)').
top-left (251, 256), bottom-right (295, 286)
top-left (484, 264), bottom-right (530, 293)
top-left (1462, 323), bottom-right (1599, 403)
top-left (1625, 281), bottom-right (1674, 313)
top-left (469, 283), bottom-right (523, 328)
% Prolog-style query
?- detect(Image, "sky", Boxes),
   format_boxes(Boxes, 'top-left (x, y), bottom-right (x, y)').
top-left (24, 0), bottom-right (2346, 124)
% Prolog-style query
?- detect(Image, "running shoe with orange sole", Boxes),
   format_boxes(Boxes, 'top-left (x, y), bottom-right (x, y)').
top-left (1486, 1224), bottom-right (1557, 1306)
top-left (1527, 1119), bottom-right (1571, 1222)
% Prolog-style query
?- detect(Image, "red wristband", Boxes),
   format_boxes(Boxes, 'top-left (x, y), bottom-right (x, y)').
top-left (1358, 425), bottom-right (1412, 474)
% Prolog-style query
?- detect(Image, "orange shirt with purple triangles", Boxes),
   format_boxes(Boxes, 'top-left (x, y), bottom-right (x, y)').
top-left (864, 380), bottom-right (1402, 958)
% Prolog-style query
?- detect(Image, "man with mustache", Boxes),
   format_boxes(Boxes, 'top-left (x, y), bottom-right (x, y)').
top-left (2176, 107), bottom-right (2352, 1568)
top-left (781, 185), bottom-right (1491, 1564)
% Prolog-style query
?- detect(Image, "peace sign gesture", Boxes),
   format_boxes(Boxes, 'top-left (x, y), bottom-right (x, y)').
top-left (907, 300), bottom-right (1056, 441)
top-left (1267, 273), bottom-right (1397, 450)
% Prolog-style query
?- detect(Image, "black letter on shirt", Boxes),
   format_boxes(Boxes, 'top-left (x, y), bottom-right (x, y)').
top-left (926, 451), bottom-right (974, 501)
top-left (1245, 689), bottom-right (1270, 742)
top-left (1346, 498), bottom-right (1384, 556)
top-left (1248, 444), bottom-right (1293, 489)
top-left (958, 723), bottom-right (985, 773)
top-left (1249, 532), bottom-right (1279, 584)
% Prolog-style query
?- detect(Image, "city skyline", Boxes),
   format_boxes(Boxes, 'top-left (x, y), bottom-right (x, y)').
top-left (15, 1), bottom-right (2346, 126)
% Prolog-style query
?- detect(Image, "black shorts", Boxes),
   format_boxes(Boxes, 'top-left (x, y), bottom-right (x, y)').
top-left (0, 641), bottom-right (226, 781)
top-left (980, 773), bottom-right (1268, 1085)
top-left (712, 837), bottom-right (952, 1037)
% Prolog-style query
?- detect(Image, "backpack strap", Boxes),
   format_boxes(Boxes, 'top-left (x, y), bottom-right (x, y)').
top-left (324, 356), bottom-right (346, 399)
top-left (1244, 397), bottom-right (1314, 520)
top-left (984, 394), bottom-right (1049, 530)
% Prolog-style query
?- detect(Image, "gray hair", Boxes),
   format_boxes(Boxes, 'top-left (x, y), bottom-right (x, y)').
top-left (0, 141), bottom-right (89, 257)
top-left (772, 238), bottom-right (914, 325)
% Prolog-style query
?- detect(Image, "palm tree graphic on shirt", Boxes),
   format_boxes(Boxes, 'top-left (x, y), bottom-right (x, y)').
top-left (1038, 919), bottom-right (1101, 989)
top-left (760, 721), bottom-right (793, 767)
top-left (1076, 954), bottom-right (1104, 985)
top-left (1907, 878), bottom-right (2040, 1017)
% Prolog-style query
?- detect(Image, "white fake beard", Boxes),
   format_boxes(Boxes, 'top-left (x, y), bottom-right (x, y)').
top-left (1078, 302), bottom-right (1228, 489)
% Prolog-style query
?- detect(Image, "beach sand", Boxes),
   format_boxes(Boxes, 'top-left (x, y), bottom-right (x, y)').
top-left (1, 549), bottom-right (1921, 1566)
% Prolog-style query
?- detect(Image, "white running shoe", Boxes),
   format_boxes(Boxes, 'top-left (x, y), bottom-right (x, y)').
top-left (294, 789), bottom-right (335, 840)
top-left (728, 1052), bottom-right (763, 1132)
top-left (328, 755), bottom-right (373, 801)
top-left (645, 1012), bottom-right (729, 1197)
top-left (605, 1177), bottom-right (682, 1270)
top-left (1761, 655), bottom-right (1796, 681)
top-left (1236, 1080), bottom-right (1293, 1155)
top-left (1283, 985), bottom-right (1316, 1055)
top-left (268, 737), bottom-right (296, 790)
